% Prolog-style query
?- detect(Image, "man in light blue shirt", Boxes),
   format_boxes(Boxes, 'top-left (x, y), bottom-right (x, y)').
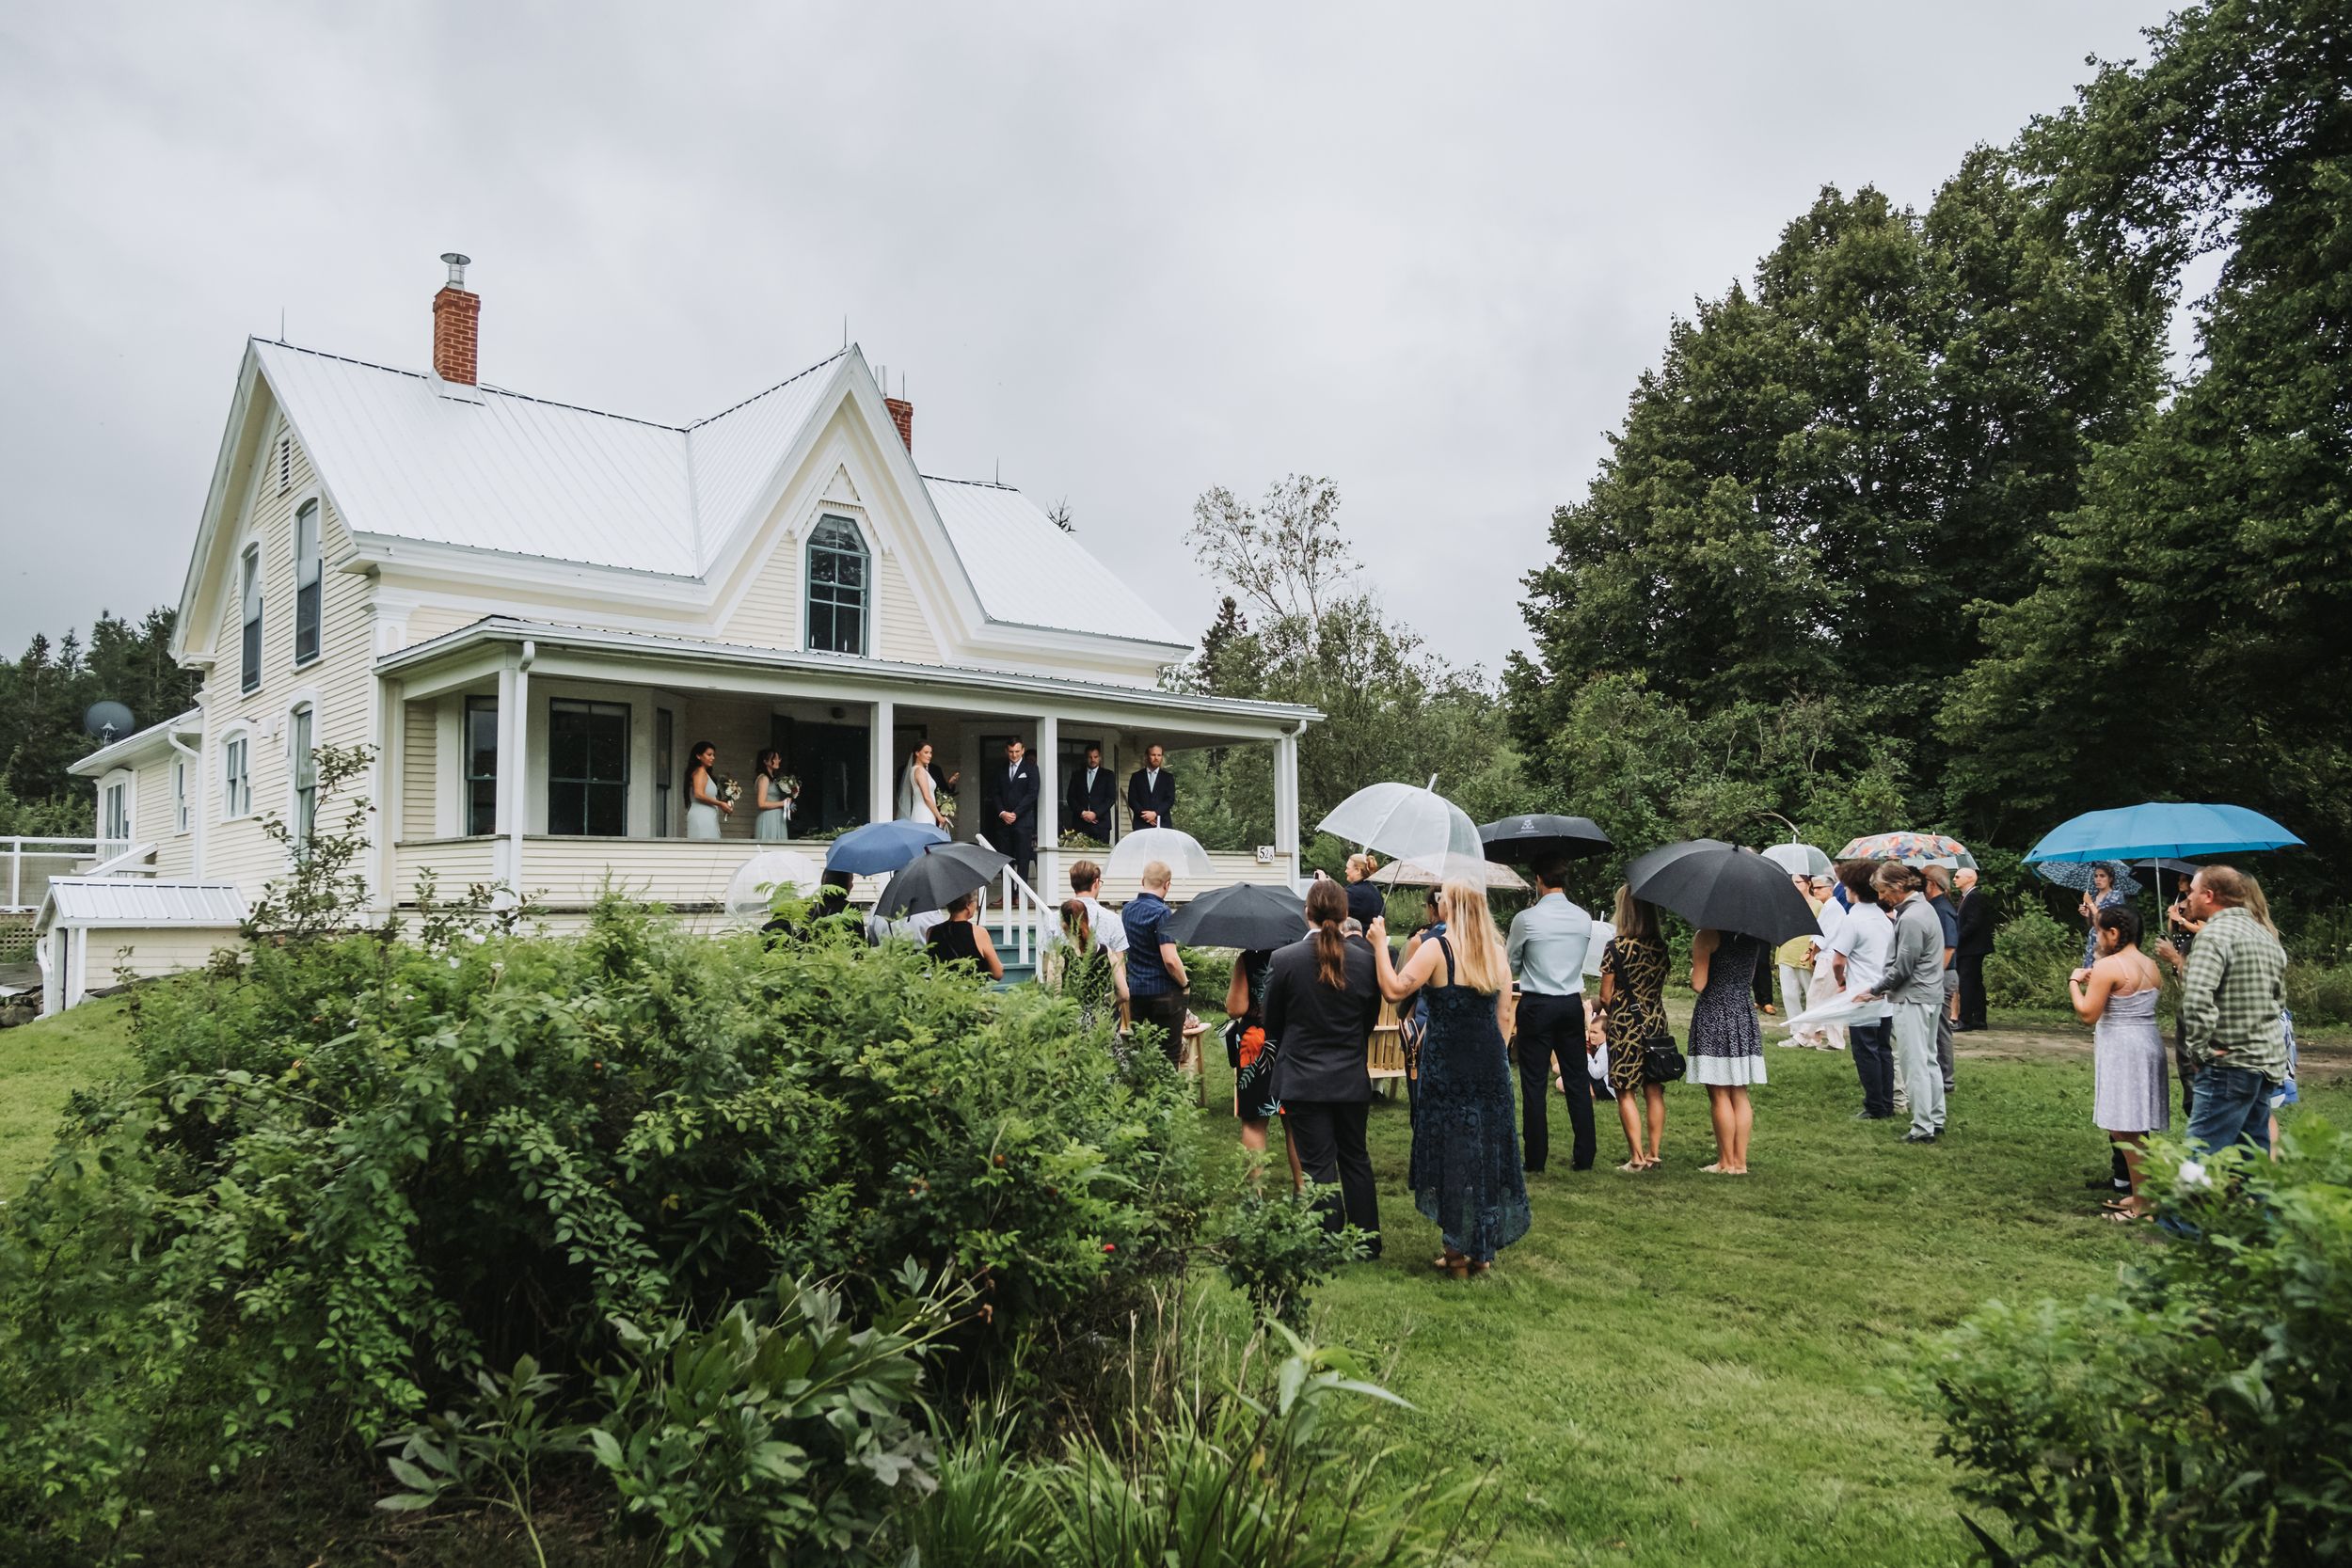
top-left (1507, 864), bottom-right (1596, 1173)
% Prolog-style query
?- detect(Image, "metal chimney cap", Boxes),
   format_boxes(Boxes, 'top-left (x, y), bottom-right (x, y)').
top-left (440, 252), bottom-right (471, 287)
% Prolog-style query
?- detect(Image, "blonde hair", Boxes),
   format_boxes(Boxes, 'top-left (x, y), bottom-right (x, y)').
top-left (1612, 883), bottom-right (1659, 942)
top-left (1345, 852), bottom-right (1380, 881)
top-left (2243, 874), bottom-right (2277, 934)
top-left (1437, 880), bottom-right (1511, 994)
top-left (1141, 860), bottom-right (1172, 892)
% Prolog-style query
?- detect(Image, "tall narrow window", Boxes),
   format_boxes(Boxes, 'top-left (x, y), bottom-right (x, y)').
top-left (101, 780), bottom-right (130, 845)
top-left (652, 708), bottom-right (675, 838)
top-left (804, 516), bottom-right (868, 655)
top-left (223, 735), bottom-right (251, 818)
top-left (172, 757), bottom-right (190, 834)
top-left (290, 705), bottom-right (316, 851)
top-left (240, 546), bottom-right (263, 693)
top-left (465, 696), bottom-right (500, 835)
top-left (294, 500), bottom-right (322, 664)
top-left (548, 700), bottom-right (628, 836)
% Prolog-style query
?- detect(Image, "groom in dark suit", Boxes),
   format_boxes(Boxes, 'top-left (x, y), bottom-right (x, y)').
top-left (1126, 744), bottom-right (1175, 832)
top-left (988, 737), bottom-right (1041, 879)
top-left (1065, 742), bottom-right (1116, 843)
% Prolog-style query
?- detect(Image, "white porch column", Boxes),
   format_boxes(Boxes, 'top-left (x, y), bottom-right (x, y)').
top-left (869, 697), bottom-right (896, 826)
top-left (1275, 728), bottom-right (1302, 879)
top-left (1035, 712), bottom-right (1059, 895)
top-left (493, 658), bottom-right (522, 882)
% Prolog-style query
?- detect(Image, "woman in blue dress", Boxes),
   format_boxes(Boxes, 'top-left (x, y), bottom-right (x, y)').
top-left (1369, 881), bottom-right (1530, 1279)
top-left (2078, 863), bottom-right (2127, 968)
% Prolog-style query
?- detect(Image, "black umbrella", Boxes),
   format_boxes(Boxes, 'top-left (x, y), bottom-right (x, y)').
top-left (1623, 837), bottom-right (1733, 891)
top-left (1628, 845), bottom-right (1817, 945)
top-left (1164, 882), bottom-right (1308, 950)
top-left (874, 841), bottom-right (1010, 919)
top-left (1479, 814), bottom-right (1613, 865)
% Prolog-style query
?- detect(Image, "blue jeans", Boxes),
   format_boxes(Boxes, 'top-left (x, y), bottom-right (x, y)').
top-left (2185, 1061), bottom-right (2273, 1154)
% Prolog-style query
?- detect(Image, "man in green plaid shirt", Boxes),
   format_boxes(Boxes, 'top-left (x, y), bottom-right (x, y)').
top-left (2178, 865), bottom-right (2288, 1153)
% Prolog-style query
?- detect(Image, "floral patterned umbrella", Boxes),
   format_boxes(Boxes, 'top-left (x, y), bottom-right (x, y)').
top-left (1836, 832), bottom-right (1975, 869)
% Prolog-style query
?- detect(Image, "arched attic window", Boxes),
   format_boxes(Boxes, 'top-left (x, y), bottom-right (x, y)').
top-left (804, 516), bottom-right (869, 656)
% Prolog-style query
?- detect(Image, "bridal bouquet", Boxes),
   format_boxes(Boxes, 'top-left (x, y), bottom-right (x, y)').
top-left (934, 788), bottom-right (958, 829)
top-left (717, 775), bottom-right (743, 805)
top-left (778, 773), bottom-right (801, 797)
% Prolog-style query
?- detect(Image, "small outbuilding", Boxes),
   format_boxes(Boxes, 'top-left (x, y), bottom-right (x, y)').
top-left (36, 879), bottom-right (246, 1015)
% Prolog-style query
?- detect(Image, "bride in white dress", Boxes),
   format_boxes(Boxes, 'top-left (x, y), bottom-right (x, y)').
top-left (897, 742), bottom-right (944, 827)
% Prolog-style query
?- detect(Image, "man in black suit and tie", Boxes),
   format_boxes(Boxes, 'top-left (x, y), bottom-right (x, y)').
top-left (1065, 742), bottom-right (1115, 843)
top-left (1953, 866), bottom-right (1994, 1031)
top-left (988, 737), bottom-right (1041, 879)
top-left (1127, 744), bottom-right (1175, 833)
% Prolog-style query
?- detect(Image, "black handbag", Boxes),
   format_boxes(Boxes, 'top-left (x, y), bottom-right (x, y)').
top-left (1642, 1035), bottom-right (1687, 1085)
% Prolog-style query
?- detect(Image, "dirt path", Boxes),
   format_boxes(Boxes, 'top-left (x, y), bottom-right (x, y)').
top-left (1950, 1020), bottom-right (2351, 1083)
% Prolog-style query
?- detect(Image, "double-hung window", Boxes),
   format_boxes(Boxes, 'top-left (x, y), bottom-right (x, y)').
top-left (101, 779), bottom-right (131, 845)
top-left (172, 757), bottom-right (190, 834)
top-left (804, 517), bottom-right (868, 655)
top-left (222, 735), bottom-right (251, 818)
top-left (240, 546), bottom-right (263, 693)
top-left (548, 700), bottom-right (628, 836)
top-left (293, 500), bottom-right (323, 665)
top-left (465, 697), bottom-right (500, 835)
top-left (290, 705), bottom-right (317, 852)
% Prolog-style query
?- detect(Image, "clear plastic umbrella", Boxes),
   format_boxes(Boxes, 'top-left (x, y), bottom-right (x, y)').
top-left (1760, 843), bottom-right (1832, 878)
top-left (1319, 782), bottom-right (1483, 863)
top-left (723, 850), bottom-right (827, 924)
top-left (1105, 826), bottom-right (1215, 880)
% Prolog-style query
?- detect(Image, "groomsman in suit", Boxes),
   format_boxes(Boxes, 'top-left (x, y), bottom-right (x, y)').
top-left (1127, 743), bottom-right (1175, 832)
top-left (1065, 742), bottom-right (1116, 843)
top-left (988, 737), bottom-right (1041, 879)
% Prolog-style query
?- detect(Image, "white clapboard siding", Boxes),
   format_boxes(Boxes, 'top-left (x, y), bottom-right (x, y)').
top-left (390, 837), bottom-right (501, 902)
top-left (402, 701), bottom-right (437, 840)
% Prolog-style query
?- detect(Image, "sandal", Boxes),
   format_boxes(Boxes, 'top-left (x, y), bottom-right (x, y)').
top-left (2104, 1208), bottom-right (2148, 1224)
top-left (1617, 1159), bottom-right (1646, 1173)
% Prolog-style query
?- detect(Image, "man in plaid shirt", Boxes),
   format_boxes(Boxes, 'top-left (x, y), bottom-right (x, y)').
top-left (2178, 864), bottom-right (2288, 1153)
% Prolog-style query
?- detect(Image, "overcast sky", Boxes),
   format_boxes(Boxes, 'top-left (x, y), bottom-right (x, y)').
top-left (0, 1), bottom-right (2180, 680)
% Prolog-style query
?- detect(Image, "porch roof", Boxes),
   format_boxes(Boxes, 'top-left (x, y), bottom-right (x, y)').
top-left (376, 616), bottom-right (1321, 737)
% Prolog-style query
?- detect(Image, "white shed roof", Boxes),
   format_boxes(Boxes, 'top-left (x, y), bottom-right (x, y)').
top-left (252, 340), bottom-right (1185, 647)
top-left (40, 879), bottom-right (248, 930)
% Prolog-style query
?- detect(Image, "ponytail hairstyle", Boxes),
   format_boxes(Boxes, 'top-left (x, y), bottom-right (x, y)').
top-left (2095, 902), bottom-right (2143, 951)
top-left (1306, 876), bottom-right (1350, 988)
top-left (1059, 896), bottom-right (1092, 951)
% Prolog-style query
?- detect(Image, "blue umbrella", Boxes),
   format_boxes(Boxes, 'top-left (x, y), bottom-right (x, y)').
top-left (824, 819), bottom-right (950, 876)
top-left (2024, 803), bottom-right (2302, 863)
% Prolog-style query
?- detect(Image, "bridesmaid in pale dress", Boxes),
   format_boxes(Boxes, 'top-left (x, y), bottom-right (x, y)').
top-left (752, 749), bottom-right (798, 841)
top-left (685, 741), bottom-right (728, 840)
top-left (2070, 904), bottom-right (2169, 1219)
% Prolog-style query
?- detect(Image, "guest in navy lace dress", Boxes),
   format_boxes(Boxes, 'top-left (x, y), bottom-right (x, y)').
top-left (1688, 927), bottom-right (1767, 1175)
top-left (1370, 881), bottom-right (1530, 1278)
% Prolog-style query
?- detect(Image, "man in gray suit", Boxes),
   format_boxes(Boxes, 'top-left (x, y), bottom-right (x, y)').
top-left (1864, 862), bottom-right (1948, 1144)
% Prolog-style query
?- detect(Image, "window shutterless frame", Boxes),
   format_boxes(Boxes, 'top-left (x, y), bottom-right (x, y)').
top-left (222, 733), bottom-right (251, 819)
top-left (293, 499), bottom-right (323, 665)
top-left (804, 515), bottom-right (869, 656)
top-left (240, 546), bottom-right (263, 694)
top-left (547, 700), bottom-right (629, 836)
top-left (464, 696), bottom-right (500, 836)
top-left (290, 705), bottom-right (317, 851)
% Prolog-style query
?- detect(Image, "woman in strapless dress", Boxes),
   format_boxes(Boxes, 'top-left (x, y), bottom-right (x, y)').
top-left (2069, 903), bottom-right (2168, 1220)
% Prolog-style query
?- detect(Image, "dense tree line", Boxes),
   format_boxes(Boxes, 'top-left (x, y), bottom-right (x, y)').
top-left (0, 608), bottom-right (196, 835)
top-left (1505, 0), bottom-right (2347, 920)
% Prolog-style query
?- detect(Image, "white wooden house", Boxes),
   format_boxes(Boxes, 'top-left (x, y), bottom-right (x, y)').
top-left (49, 259), bottom-right (1315, 998)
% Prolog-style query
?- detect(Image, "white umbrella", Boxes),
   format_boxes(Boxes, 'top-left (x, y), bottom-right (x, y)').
top-left (723, 850), bottom-right (826, 923)
top-left (1372, 853), bottom-right (1527, 890)
top-left (1319, 782), bottom-right (1483, 863)
top-left (1761, 843), bottom-right (1832, 878)
top-left (1105, 826), bottom-right (1215, 880)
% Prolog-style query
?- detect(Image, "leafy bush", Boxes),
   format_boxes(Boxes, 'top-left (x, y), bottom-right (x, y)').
top-left (1216, 1179), bottom-right (1368, 1327)
top-left (1179, 943), bottom-right (1236, 1008)
top-left (2284, 960), bottom-right (2352, 1028)
top-left (0, 897), bottom-right (1208, 1547)
top-left (1923, 1119), bottom-right (2352, 1566)
top-left (1981, 907), bottom-right (2081, 1010)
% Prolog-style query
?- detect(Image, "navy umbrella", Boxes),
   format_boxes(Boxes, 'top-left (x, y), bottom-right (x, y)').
top-left (825, 819), bottom-right (950, 877)
top-left (1164, 882), bottom-right (1308, 950)
top-left (1479, 814), bottom-right (1613, 865)
top-left (1629, 845), bottom-right (1818, 945)
top-left (874, 841), bottom-right (1009, 919)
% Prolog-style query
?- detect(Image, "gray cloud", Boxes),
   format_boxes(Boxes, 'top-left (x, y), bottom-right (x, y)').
top-left (0, 0), bottom-right (2176, 680)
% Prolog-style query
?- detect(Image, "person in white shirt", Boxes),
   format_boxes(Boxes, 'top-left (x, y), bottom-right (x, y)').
top-left (1828, 862), bottom-right (1897, 1119)
top-left (1066, 859), bottom-right (1130, 1028)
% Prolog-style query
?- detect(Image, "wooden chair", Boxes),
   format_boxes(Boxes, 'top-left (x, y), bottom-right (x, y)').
top-left (1367, 997), bottom-right (1408, 1097)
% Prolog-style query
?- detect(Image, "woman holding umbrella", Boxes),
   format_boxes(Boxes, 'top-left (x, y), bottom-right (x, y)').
top-left (1689, 925), bottom-right (1768, 1174)
top-left (2077, 863), bottom-right (2128, 969)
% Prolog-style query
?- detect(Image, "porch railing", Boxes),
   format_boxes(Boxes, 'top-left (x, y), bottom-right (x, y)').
top-left (975, 836), bottom-right (1050, 969)
top-left (4, 836), bottom-right (138, 912)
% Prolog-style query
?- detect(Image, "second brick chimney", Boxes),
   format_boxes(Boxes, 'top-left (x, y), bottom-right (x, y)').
top-left (884, 394), bottom-right (914, 453)
top-left (432, 252), bottom-right (480, 386)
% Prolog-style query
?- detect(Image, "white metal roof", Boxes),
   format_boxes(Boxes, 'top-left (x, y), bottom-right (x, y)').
top-left (253, 341), bottom-right (1184, 646)
top-left (39, 879), bottom-right (248, 930)
top-left (921, 478), bottom-right (1184, 646)
top-left (67, 709), bottom-right (202, 778)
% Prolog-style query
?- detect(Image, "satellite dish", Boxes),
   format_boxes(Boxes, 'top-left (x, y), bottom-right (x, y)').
top-left (83, 702), bottom-right (136, 744)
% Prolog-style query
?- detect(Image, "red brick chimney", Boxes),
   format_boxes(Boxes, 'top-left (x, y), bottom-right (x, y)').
top-left (432, 252), bottom-right (480, 386)
top-left (883, 393), bottom-right (914, 453)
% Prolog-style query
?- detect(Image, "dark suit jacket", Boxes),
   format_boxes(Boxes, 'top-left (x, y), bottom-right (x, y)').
top-left (1955, 889), bottom-right (1996, 957)
top-left (1065, 764), bottom-right (1116, 841)
top-left (1264, 934), bottom-right (1379, 1103)
top-left (1127, 767), bottom-right (1175, 831)
top-left (985, 759), bottom-right (1041, 859)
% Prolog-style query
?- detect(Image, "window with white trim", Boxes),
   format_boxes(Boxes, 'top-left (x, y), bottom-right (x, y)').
top-left (240, 545), bottom-right (263, 694)
top-left (804, 516), bottom-right (868, 655)
top-left (294, 499), bottom-right (322, 665)
top-left (290, 705), bottom-right (317, 851)
top-left (222, 733), bottom-right (252, 818)
top-left (465, 696), bottom-right (499, 836)
top-left (101, 778), bottom-right (131, 845)
top-left (172, 757), bottom-right (190, 834)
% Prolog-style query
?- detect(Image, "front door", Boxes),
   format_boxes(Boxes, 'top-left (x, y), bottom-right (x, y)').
top-left (775, 717), bottom-right (870, 835)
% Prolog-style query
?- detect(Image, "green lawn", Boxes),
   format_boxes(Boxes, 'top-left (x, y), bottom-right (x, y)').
top-left (2, 994), bottom-right (2342, 1565)
top-left (1197, 1025), bottom-right (2351, 1568)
